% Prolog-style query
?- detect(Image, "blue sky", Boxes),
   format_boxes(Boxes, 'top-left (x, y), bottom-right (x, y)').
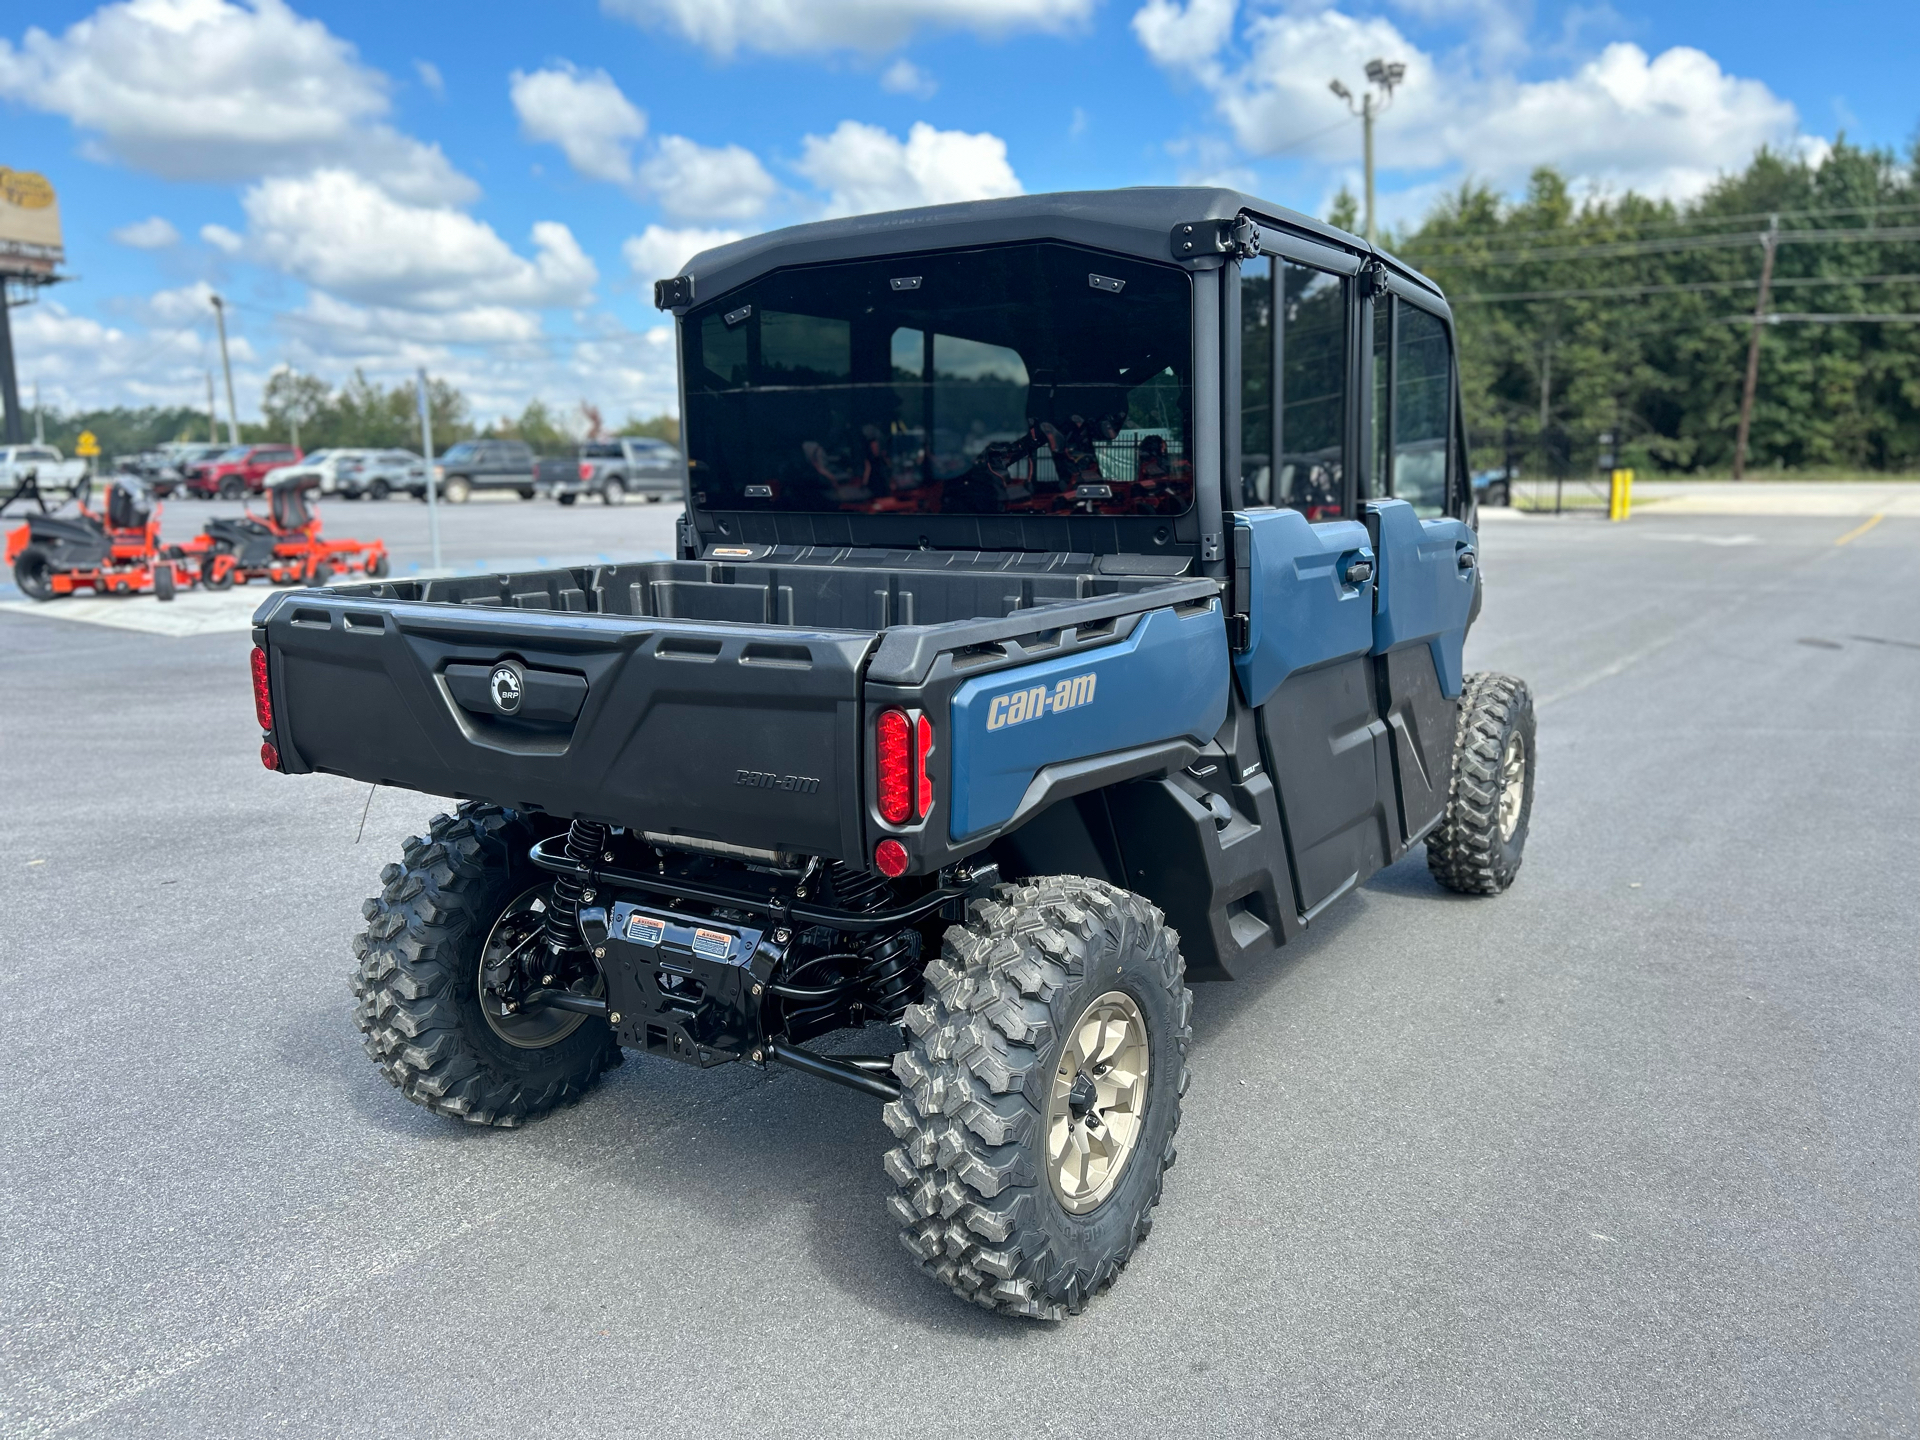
top-left (3, 0), bottom-right (1914, 429)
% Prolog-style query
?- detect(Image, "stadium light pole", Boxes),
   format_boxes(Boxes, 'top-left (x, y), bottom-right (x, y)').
top-left (209, 293), bottom-right (240, 445)
top-left (416, 367), bottom-right (441, 571)
top-left (1330, 58), bottom-right (1407, 244)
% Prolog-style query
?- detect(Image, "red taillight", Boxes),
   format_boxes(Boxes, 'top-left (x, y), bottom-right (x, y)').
top-left (915, 714), bottom-right (933, 819)
top-left (874, 838), bottom-right (908, 877)
top-left (250, 645), bottom-right (273, 732)
top-left (876, 708), bottom-right (912, 825)
top-left (260, 740), bottom-right (281, 771)
top-left (578, 462), bottom-right (593, 481)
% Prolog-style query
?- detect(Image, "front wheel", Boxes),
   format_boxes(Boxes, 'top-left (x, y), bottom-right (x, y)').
top-left (218, 477), bottom-right (245, 500)
top-left (885, 876), bottom-right (1190, 1319)
top-left (12, 546), bottom-right (56, 601)
top-left (201, 554), bottom-right (234, 590)
top-left (443, 476), bottom-right (472, 504)
top-left (352, 803), bottom-right (619, 1126)
top-left (369, 479), bottom-right (390, 500)
top-left (1427, 672), bottom-right (1535, 894)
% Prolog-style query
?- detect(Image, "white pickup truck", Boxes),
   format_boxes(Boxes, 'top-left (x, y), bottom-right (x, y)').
top-left (0, 444), bottom-right (90, 499)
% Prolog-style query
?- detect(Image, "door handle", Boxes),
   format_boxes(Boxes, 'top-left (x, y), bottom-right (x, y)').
top-left (1457, 551), bottom-right (1477, 572)
top-left (1342, 557), bottom-right (1374, 586)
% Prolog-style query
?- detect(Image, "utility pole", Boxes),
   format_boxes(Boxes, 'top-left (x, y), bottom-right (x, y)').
top-left (206, 371), bottom-right (218, 443)
top-left (210, 293), bottom-right (240, 445)
top-left (1731, 214), bottom-right (1778, 481)
top-left (34, 380), bottom-right (44, 444)
top-left (416, 367), bottom-right (441, 571)
top-left (0, 279), bottom-right (22, 444)
top-left (1539, 340), bottom-right (1552, 435)
top-left (1330, 58), bottom-right (1405, 244)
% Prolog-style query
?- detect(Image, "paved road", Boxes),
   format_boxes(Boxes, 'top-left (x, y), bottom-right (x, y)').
top-left (1, 509), bottom-right (1914, 1438)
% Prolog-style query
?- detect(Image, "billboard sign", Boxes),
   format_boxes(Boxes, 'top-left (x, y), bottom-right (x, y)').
top-left (0, 167), bottom-right (64, 277)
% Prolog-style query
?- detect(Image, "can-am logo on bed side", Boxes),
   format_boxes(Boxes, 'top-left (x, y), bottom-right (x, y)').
top-left (986, 673), bottom-right (1097, 731)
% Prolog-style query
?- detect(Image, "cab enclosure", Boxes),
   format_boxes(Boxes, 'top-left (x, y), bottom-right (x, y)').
top-left (254, 187), bottom-right (1479, 982)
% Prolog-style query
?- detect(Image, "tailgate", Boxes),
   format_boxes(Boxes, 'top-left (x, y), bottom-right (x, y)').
top-left (257, 590), bottom-right (872, 861)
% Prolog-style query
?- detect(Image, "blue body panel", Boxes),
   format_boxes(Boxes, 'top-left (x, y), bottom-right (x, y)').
top-left (1231, 508), bottom-right (1376, 710)
top-left (947, 601), bottom-right (1230, 843)
top-left (1365, 499), bottom-right (1477, 697)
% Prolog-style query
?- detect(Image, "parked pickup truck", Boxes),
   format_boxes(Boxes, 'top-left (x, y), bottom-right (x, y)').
top-left (535, 437), bottom-right (684, 505)
top-left (249, 188), bottom-right (1533, 1323)
top-left (0, 444), bottom-right (89, 501)
top-left (432, 439), bottom-right (536, 502)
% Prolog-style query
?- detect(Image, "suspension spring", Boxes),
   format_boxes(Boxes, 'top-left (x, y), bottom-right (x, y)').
top-left (544, 819), bottom-right (610, 955)
top-left (829, 861), bottom-right (922, 1025)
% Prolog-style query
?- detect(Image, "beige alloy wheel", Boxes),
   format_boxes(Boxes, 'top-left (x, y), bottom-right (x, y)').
top-left (1047, 990), bottom-right (1151, 1215)
top-left (1498, 732), bottom-right (1527, 841)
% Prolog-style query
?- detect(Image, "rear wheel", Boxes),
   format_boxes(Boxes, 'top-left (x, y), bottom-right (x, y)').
top-left (367, 552), bottom-right (390, 578)
top-left (153, 565), bottom-right (176, 601)
top-left (645, 494), bottom-right (664, 503)
top-left (12, 546), bottom-right (56, 601)
top-left (601, 479), bottom-right (626, 506)
top-left (1427, 672), bottom-right (1535, 895)
top-left (518, 487), bottom-right (536, 501)
top-left (557, 493), bottom-right (578, 506)
top-left (352, 803), bottom-right (619, 1127)
top-left (884, 876), bottom-right (1190, 1319)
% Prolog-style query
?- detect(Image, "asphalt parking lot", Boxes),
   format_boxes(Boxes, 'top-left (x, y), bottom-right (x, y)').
top-left (2, 502), bottom-right (1915, 1438)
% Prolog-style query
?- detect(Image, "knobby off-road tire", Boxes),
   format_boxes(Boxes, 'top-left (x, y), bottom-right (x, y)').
top-left (1427, 672), bottom-right (1536, 895)
top-left (351, 802), bottom-right (619, 1126)
top-left (884, 877), bottom-right (1191, 1319)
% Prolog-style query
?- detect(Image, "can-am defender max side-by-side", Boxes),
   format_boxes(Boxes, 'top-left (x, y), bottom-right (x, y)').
top-left (248, 189), bottom-right (1535, 1320)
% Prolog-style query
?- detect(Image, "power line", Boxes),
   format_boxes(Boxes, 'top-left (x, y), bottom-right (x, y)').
top-left (1400, 200), bottom-right (1920, 251)
top-left (1407, 224), bottom-right (1920, 268)
top-left (1456, 272), bottom-right (1920, 304)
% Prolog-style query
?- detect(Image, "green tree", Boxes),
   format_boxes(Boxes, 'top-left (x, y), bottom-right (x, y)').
top-left (616, 413), bottom-right (679, 445)
top-left (262, 368), bottom-right (330, 449)
top-left (491, 398), bottom-right (570, 455)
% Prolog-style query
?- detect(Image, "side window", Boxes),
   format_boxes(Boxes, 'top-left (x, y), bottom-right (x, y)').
top-left (1393, 304), bottom-right (1451, 517)
top-left (1277, 261), bottom-right (1347, 521)
top-left (1240, 257), bottom-right (1273, 506)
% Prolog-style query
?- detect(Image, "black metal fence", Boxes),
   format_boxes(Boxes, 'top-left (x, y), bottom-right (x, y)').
top-left (1471, 424), bottom-right (1633, 514)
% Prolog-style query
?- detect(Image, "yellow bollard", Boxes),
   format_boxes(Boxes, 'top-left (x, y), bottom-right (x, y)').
top-left (1608, 467), bottom-right (1634, 522)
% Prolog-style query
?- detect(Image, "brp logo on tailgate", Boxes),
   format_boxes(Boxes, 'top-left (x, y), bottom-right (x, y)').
top-left (986, 672), bottom-right (1097, 731)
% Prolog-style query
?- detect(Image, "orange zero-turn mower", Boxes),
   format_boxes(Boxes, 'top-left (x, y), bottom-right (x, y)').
top-left (6, 476), bottom-right (206, 601)
top-left (194, 471), bottom-right (389, 589)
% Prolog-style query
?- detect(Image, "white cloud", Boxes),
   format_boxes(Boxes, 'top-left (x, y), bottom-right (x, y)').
top-left (238, 170), bottom-right (597, 312)
top-left (638, 136), bottom-right (777, 221)
top-left (602, 0), bottom-right (1094, 56)
top-left (414, 58), bottom-right (444, 97)
top-left (0, 0), bottom-right (474, 203)
top-left (147, 280), bottom-right (218, 322)
top-left (623, 225), bottom-right (749, 282)
top-left (201, 222), bottom-right (243, 253)
top-left (509, 63), bottom-right (646, 185)
top-left (880, 58), bottom-right (937, 99)
top-left (294, 290), bottom-right (544, 346)
top-left (796, 121), bottom-right (1022, 217)
top-left (111, 215), bottom-right (179, 248)
top-left (1133, 2), bottom-right (1804, 200)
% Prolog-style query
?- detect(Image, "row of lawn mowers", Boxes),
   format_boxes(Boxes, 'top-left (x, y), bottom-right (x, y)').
top-left (6, 471), bottom-right (388, 602)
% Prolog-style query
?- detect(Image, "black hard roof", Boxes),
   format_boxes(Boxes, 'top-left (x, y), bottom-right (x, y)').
top-left (672, 186), bottom-right (1442, 307)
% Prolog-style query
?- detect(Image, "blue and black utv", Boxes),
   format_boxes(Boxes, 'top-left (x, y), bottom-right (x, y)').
top-left (250, 189), bottom-right (1534, 1320)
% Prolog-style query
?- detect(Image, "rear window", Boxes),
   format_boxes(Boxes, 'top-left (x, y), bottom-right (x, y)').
top-left (682, 240), bottom-right (1193, 517)
top-left (580, 442), bottom-right (624, 459)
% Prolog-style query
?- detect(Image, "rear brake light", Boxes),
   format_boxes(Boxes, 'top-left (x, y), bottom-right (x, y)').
top-left (876, 708), bottom-right (912, 825)
top-left (250, 645), bottom-right (273, 732)
top-left (579, 462), bottom-right (593, 481)
top-left (915, 714), bottom-right (933, 819)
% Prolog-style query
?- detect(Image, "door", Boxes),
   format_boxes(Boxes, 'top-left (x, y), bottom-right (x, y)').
top-left (1366, 294), bottom-right (1477, 845)
top-left (1234, 249), bottom-right (1395, 917)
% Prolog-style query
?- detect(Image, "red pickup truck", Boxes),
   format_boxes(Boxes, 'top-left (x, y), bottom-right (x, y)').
top-left (186, 444), bottom-right (302, 499)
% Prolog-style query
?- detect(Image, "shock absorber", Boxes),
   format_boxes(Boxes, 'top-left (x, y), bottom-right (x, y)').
top-left (544, 819), bottom-right (611, 954)
top-left (829, 861), bottom-right (921, 1025)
